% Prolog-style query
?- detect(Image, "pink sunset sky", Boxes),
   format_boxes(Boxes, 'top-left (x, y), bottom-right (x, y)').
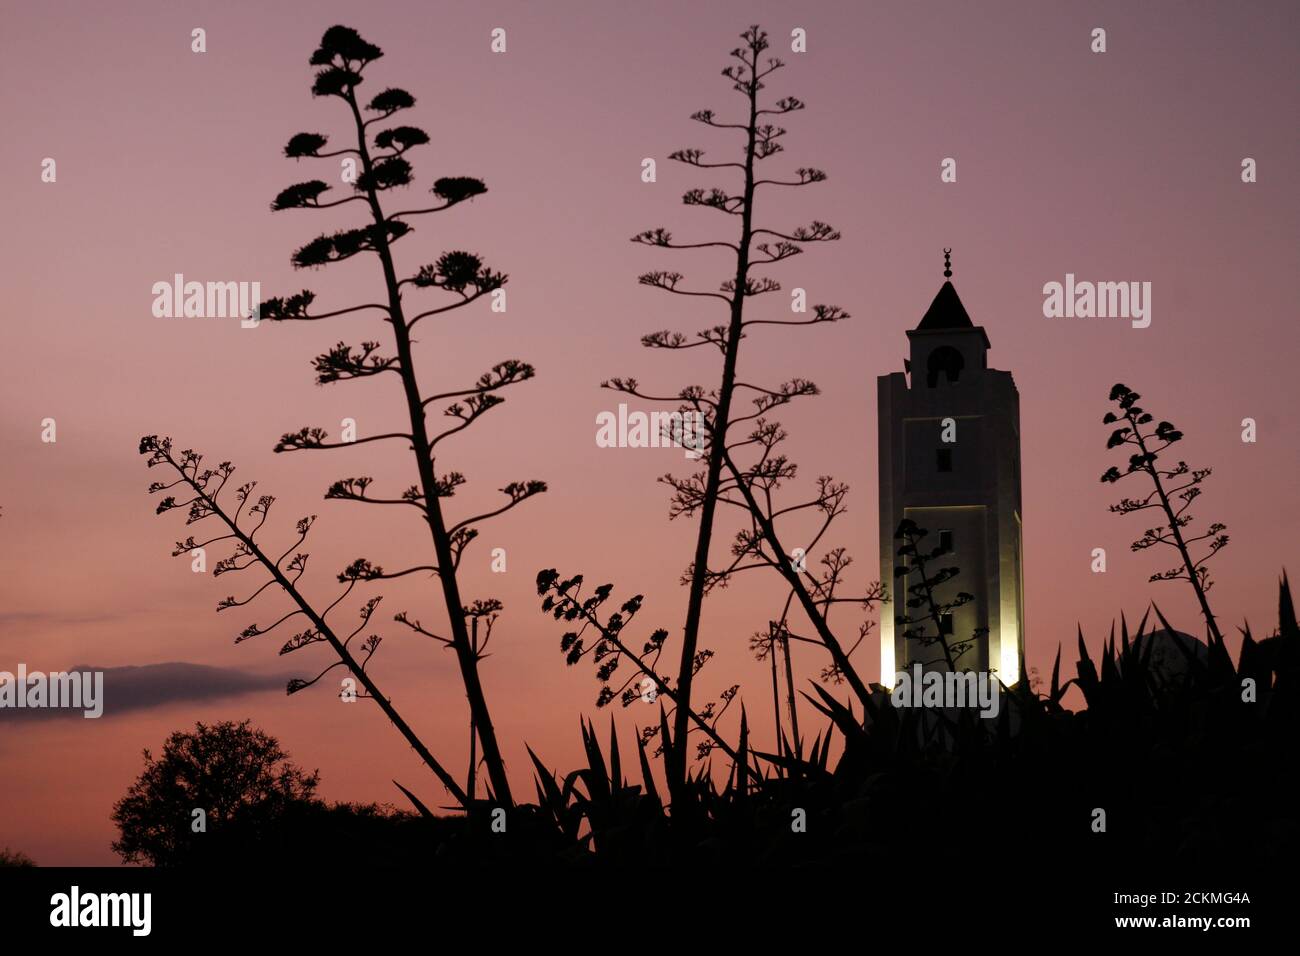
top-left (1, 0), bottom-right (1296, 864)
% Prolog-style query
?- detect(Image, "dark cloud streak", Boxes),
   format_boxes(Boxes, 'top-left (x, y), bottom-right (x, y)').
top-left (0, 662), bottom-right (287, 722)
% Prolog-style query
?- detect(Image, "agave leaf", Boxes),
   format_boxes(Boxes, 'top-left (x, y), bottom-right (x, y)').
top-left (779, 728), bottom-right (796, 769)
top-left (525, 743), bottom-right (566, 813)
top-left (802, 682), bottom-right (865, 744)
top-left (1135, 606), bottom-right (1152, 641)
top-left (657, 701), bottom-right (673, 755)
top-left (754, 746), bottom-right (823, 780)
top-left (819, 725), bottom-right (835, 771)
top-left (1076, 626), bottom-right (1099, 705)
top-left (391, 779), bottom-right (436, 820)
top-left (1280, 570), bottom-right (1298, 642)
top-left (581, 718), bottom-right (610, 801)
top-left (1151, 603), bottom-right (1206, 680)
top-left (635, 730), bottom-right (661, 806)
top-left (735, 707), bottom-right (749, 800)
top-left (607, 715), bottom-right (622, 791)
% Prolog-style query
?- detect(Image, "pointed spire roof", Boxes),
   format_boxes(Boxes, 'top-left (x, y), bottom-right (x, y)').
top-left (916, 248), bottom-right (973, 330)
top-left (916, 280), bottom-right (974, 331)
top-left (908, 249), bottom-right (989, 348)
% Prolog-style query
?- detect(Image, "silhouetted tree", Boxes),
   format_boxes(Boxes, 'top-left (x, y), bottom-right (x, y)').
top-left (892, 518), bottom-right (981, 671)
top-left (607, 24), bottom-right (859, 797)
top-left (1100, 383), bottom-right (1228, 642)
top-left (140, 436), bottom-right (467, 804)
top-left (256, 25), bottom-right (545, 805)
top-left (111, 720), bottom-right (319, 866)
top-left (0, 847), bottom-right (35, 867)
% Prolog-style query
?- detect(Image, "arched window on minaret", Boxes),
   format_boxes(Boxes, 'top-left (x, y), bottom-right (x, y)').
top-left (926, 345), bottom-right (964, 386)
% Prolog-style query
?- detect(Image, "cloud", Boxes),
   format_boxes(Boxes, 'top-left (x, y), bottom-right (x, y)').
top-left (0, 610), bottom-right (131, 630)
top-left (0, 662), bottom-right (288, 722)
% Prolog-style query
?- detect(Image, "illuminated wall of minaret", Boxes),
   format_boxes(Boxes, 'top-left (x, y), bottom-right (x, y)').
top-left (877, 252), bottom-right (1025, 686)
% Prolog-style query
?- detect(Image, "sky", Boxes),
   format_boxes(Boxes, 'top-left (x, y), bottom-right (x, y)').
top-left (1, 0), bottom-right (1296, 865)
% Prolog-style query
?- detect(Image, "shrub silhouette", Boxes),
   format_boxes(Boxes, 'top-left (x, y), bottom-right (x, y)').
top-left (0, 848), bottom-right (36, 867)
top-left (520, 575), bottom-right (1300, 865)
top-left (111, 720), bottom-right (319, 866)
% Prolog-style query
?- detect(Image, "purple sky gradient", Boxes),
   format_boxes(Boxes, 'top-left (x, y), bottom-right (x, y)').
top-left (1, 0), bottom-right (1296, 864)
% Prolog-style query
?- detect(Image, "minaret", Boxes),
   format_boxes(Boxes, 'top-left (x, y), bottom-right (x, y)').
top-left (877, 251), bottom-right (1025, 685)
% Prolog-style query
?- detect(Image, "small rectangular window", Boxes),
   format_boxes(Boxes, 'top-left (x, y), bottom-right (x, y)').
top-left (938, 530), bottom-right (954, 553)
top-left (936, 448), bottom-right (953, 472)
top-left (939, 612), bottom-right (954, 636)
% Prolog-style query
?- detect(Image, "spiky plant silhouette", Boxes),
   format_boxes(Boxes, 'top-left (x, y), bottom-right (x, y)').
top-left (140, 436), bottom-right (467, 805)
top-left (0, 847), bottom-right (36, 867)
top-left (257, 25), bottom-right (547, 805)
top-left (1101, 383), bottom-right (1228, 642)
top-left (527, 574), bottom-right (1300, 867)
top-left (892, 518), bottom-right (982, 672)
top-left (533, 568), bottom-right (753, 773)
top-left (598, 23), bottom-right (864, 800)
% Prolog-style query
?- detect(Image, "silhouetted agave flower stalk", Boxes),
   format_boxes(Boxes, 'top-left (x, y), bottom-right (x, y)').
top-left (533, 568), bottom-right (759, 780)
top-left (600, 24), bottom-right (870, 801)
top-left (892, 518), bottom-right (982, 672)
top-left (1101, 383), bottom-right (1228, 642)
top-left (139, 436), bottom-right (468, 806)
top-left (256, 26), bottom-right (547, 805)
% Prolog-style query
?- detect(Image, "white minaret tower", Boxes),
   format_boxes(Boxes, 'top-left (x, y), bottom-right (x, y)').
top-left (877, 251), bottom-right (1025, 685)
